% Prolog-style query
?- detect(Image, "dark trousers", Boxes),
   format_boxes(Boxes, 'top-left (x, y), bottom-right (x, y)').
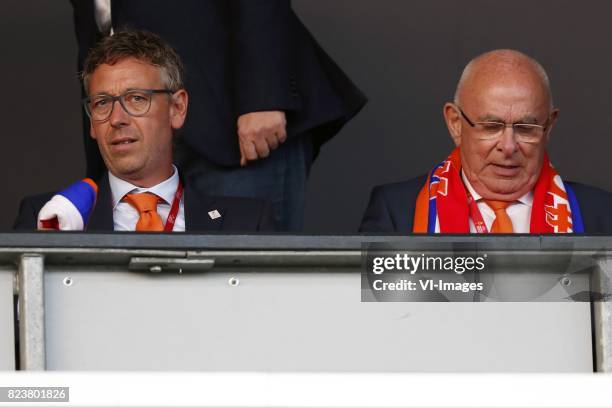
top-left (174, 135), bottom-right (313, 232)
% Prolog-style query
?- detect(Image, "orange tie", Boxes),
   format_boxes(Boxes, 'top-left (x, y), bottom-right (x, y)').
top-left (124, 192), bottom-right (164, 232)
top-left (484, 200), bottom-right (514, 233)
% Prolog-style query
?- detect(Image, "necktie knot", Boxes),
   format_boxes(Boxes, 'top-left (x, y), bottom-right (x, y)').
top-left (125, 192), bottom-right (159, 212)
top-left (484, 200), bottom-right (511, 212)
top-left (124, 192), bottom-right (164, 231)
top-left (483, 199), bottom-right (514, 233)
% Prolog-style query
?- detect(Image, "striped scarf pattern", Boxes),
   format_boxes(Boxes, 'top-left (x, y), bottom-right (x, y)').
top-left (413, 148), bottom-right (584, 233)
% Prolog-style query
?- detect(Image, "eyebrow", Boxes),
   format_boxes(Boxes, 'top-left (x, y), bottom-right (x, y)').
top-left (90, 88), bottom-right (143, 97)
top-left (476, 114), bottom-right (541, 124)
top-left (477, 114), bottom-right (505, 122)
top-left (514, 116), bottom-right (539, 124)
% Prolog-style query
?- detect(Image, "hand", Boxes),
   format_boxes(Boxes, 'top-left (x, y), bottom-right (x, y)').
top-left (237, 111), bottom-right (287, 166)
top-left (36, 178), bottom-right (97, 230)
top-left (37, 195), bottom-right (84, 231)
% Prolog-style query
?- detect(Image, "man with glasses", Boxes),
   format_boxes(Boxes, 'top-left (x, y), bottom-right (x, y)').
top-left (360, 49), bottom-right (612, 234)
top-left (71, 0), bottom-right (367, 232)
top-left (14, 29), bottom-right (275, 232)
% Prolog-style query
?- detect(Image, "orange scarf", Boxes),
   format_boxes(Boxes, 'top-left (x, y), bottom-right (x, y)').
top-left (413, 148), bottom-right (584, 233)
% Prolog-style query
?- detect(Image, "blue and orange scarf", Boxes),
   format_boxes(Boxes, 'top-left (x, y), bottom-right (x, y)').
top-left (413, 148), bottom-right (584, 233)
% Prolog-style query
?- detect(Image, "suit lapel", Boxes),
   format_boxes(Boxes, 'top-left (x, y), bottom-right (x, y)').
top-left (86, 174), bottom-right (115, 231)
top-left (83, 170), bottom-right (224, 232)
top-left (183, 175), bottom-right (225, 232)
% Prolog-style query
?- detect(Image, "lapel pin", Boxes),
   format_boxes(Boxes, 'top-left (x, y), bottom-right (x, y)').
top-left (208, 209), bottom-right (221, 220)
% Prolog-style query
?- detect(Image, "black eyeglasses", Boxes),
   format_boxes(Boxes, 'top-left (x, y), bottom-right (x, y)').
top-left (83, 89), bottom-right (173, 122)
top-left (456, 106), bottom-right (550, 143)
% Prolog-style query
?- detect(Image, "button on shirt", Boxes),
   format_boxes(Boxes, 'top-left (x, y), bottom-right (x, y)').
top-left (434, 171), bottom-right (533, 233)
top-left (109, 166), bottom-right (186, 232)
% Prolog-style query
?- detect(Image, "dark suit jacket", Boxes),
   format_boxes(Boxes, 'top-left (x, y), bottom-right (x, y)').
top-left (359, 175), bottom-right (612, 234)
top-left (71, 0), bottom-right (367, 177)
top-left (13, 173), bottom-right (276, 232)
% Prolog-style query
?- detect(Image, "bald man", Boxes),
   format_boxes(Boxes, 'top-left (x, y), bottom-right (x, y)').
top-left (360, 49), bottom-right (612, 234)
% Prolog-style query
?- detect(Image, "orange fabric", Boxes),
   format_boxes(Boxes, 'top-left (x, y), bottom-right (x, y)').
top-left (415, 149), bottom-right (579, 234)
top-left (82, 178), bottom-right (99, 195)
top-left (483, 200), bottom-right (514, 233)
top-left (124, 192), bottom-right (163, 232)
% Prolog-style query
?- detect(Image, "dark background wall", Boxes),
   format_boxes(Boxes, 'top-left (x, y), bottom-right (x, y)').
top-left (2, 1), bottom-right (611, 232)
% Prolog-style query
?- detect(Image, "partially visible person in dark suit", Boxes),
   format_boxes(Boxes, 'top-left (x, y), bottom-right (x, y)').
top-left (360, 49), bottom-right (612, 234)
top-left (70, 0), bottom-right (367, 231)
top-left (15, 29), bottom-right (274, 232)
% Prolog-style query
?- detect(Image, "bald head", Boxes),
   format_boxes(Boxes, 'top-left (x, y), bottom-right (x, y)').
top-left (454, 49), bottom-right (553, 110)
top-left (443, 49), bottom-right (560, 202)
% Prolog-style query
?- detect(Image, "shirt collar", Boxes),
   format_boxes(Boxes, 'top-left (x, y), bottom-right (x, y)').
top-left (109, 165), bottom-right (179, 209)
top-left (461, 169), bottom-right (533, 206)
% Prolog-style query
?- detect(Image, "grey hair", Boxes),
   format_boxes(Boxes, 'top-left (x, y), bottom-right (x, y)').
top-left (82, 28), bottom-right (184, 93)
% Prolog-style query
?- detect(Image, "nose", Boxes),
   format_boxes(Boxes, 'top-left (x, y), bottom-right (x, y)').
top-left (496, 126), bottom-right (519, 156)
top-left (108, 99), bottom-right (131, 127)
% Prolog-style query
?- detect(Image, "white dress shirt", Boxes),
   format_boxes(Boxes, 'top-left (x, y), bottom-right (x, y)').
top-left (108, 165), bottom-right (186, 231)
top-left (94, 0), bottom-right (112, 34)
top-left (434, 171), bottom-right (533, 233)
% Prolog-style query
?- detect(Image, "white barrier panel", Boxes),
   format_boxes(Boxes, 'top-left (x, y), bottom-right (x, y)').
top-left (4, 234), bottom-right (609, 372)
top-left (43, 267), bottom-right (592, 371)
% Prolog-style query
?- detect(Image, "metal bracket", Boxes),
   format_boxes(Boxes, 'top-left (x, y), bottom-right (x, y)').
top-left (18, 253), bottom-right (46, 370)
top-left (593, 256), bottom-right (612, 372)
top-left (128, 257), bottom-right (215, 274)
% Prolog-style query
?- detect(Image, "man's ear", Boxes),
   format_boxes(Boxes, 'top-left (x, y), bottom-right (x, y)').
top-left (89, 122), bottom-right (97, 140)
top-left (170, 89), bottom-right (188, 130)
top-left (543, 108), bottom-right (559, 143)
top-left (444, 103), bottom-right (462, 147)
